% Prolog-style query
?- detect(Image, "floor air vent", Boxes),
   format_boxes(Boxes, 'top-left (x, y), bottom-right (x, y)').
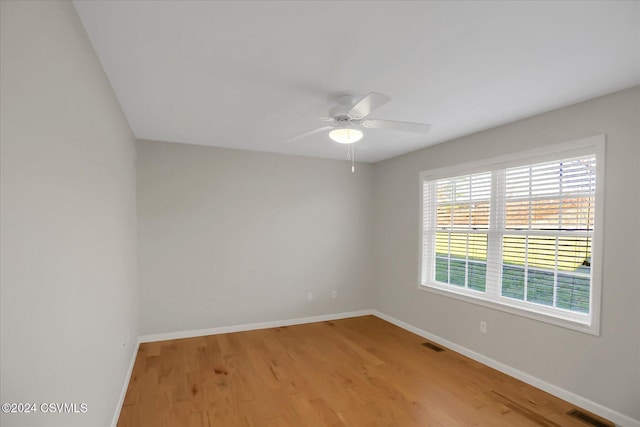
top-left (421, 342), bottom-right (445, 352)
top-left (566, 409), bottom-right (612, 427)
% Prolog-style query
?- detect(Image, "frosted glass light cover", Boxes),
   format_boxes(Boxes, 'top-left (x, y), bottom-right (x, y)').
top-left (329, 127), bottom-right (363, 144)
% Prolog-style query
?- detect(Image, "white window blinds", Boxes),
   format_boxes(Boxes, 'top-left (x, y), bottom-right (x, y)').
top-left (500, 157), bottom-right (595, 314)
top-left (420, 140), bottom-right (602, 333)
top-left (432, 172), bottom-right (491, 291)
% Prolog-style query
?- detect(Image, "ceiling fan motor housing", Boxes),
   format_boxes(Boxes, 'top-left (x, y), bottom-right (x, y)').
top-left (329, 106), bottom-right (360, 121)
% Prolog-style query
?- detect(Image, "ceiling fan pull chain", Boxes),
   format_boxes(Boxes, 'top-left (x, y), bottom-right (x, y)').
top-left (351, 144), bottom-right (355, 173)
top-left (347, 145), bottom-right (351, 160)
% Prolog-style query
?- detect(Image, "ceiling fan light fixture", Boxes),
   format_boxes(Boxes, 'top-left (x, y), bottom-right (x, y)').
top-left (329, 127), bottom-right (363, 144)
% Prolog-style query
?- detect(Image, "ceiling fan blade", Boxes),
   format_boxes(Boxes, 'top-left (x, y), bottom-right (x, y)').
top-left (285, 126), bottom-right (333, 143)
top-left (347, 92), bottom-right (391, 119)
top-left (361, 119), bottom-right (431, 133)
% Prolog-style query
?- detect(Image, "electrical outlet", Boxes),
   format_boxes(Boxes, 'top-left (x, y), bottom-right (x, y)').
top-left (307, 292), bottom-right (313, 301)
top-left (480, 321), bottom-right (487, 334)
top-left (331, 290), bottom-right (337, 300)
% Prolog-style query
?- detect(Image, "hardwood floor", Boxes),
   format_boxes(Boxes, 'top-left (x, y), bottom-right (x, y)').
top-left (118, 316), bottom-right (612, 426)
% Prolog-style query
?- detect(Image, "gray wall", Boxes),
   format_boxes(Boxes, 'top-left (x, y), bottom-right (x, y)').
top-left (137, 140), bottom-right (373, 335)
top-left (372, 86), bottom-right (640, 420)
top-left (0, 2), bottom-right (138, 426)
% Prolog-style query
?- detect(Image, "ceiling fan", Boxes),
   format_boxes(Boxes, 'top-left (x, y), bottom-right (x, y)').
top-left (287, 92), bottom-right (431, 171)
top-left (289, 92), bottom-right (431, 143)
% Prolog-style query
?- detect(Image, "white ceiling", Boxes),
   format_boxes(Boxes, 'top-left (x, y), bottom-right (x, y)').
top-left (73, 1), bottom-right (640, 163)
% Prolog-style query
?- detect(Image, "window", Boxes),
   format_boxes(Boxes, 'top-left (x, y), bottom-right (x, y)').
top-left (420, 136), bottom-right (604, 334)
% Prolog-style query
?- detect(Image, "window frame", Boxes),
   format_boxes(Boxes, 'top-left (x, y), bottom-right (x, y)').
top-left (418, 135), bottom-right (605, 335)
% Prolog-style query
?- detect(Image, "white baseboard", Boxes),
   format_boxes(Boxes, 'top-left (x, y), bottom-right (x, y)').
top-left (111, 340), bottom-right (140, 427)
top-left (370, 310), bottom-right (639, 427)
top-left (139, 310), bottom-right (374, 343)
top-left (119, 309), bottom-right (639, 427)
